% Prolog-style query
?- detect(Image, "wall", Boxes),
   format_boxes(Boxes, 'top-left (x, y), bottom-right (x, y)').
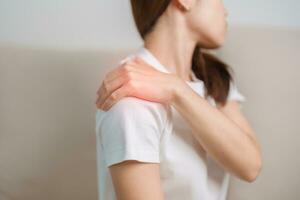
top-left (0, 0), bottom-right (299, 49)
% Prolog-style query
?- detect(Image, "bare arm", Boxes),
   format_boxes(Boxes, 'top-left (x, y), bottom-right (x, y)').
top-left (97, 97), bottom-right (167, 200)
top-left (109, 161), bottom-right (165, 200)
top-left (172, 80), bottom-right (262, 182)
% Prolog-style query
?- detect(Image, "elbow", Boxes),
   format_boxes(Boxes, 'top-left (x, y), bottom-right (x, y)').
top-left (242, 155), bottom-right (263, 183)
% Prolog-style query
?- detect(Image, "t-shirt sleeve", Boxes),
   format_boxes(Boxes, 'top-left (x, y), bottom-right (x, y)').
top-left (96, 97), bottom-right (168, 168)
top-left (227, 80), bottom-right (246, 105)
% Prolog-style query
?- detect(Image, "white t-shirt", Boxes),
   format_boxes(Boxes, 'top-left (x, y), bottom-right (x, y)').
top-left (95, 46), bottom-right (246, 200)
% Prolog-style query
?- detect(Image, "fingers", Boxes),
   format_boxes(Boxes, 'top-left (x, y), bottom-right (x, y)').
top-left (96, 61), bottom-right (134, 96)
top-left (96, 58), bottom-right (145, 95)
top-left (96, 70), bottom-right (140, 109)
top-left (100, 83), bottom-right (134, 110)
top-left (96, 62), bottom-right (129, 95)
top-left (99, 57), bottom-right (155, 92)
top-left (95, 56), bottom-right (157, 110)
top-left (95, 75), bottom-right (125, 108)
top-left (96, 57), bottom-right (149, 98)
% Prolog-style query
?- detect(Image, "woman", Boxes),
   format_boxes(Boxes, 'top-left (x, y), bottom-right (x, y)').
top-left (95, 0), bottom-right (262, 199)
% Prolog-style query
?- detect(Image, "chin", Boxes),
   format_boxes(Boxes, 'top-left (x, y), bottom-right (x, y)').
top-left (197, 31), bottom-right (226, 49)
top-left (203, 38), bottom-right (225, 49)
top-left (210, 33), bottom-right (227, 48)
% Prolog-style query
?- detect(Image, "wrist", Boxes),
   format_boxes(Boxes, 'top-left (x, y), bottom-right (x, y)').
top-left (171, 78), bottom-right (189, 106)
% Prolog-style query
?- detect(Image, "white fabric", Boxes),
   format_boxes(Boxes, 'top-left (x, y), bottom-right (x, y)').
top-left (95, 45), bottom-right (246, 200)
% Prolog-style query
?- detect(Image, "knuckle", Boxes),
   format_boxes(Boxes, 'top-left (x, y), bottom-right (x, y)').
top-left (123, 63), bottom-right (132, 72)
top-left (127, 71), bottom-right (134, 79)
top-left (110, 92), bottom-right (117, 100)
top-left (123, 71), bottom-right (134, 81)
top-left (102, 80), bottom-right (109, 92)
top-left (125, 81), bottom-right (137, 96)
top-left (127, 79), bottom-right (136, 88)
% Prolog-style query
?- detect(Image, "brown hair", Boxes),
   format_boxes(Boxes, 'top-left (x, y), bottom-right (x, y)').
top-left (130, 0), bottom-right (235, 107)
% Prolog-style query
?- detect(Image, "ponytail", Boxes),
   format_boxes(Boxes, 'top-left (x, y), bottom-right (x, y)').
top-left (192, 45), bottom-right (234, 106)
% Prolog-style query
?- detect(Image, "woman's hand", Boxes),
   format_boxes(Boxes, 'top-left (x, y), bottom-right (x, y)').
top-left (95, 56), bottom-right (182, 111)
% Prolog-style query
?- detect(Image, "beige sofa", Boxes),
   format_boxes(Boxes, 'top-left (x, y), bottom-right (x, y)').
top-left (0, 26), bottom-right (299, 200)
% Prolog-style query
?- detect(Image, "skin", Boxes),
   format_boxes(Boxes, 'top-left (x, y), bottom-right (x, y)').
top-left (95, 0), bottom-right (262, 199)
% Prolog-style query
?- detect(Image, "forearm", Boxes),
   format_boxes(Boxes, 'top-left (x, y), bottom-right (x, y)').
top-left (171, 81), bottom-right (261, 181)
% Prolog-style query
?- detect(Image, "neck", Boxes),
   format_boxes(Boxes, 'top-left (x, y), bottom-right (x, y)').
top-left (143, 14), bottom-right (197, 81)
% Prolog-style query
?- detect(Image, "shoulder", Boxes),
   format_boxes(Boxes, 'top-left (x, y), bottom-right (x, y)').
top-left (117, 48), bottom-right (141, 66)
top-left (96, 97), bottom-right (170, 134)
top-left (95, 97), bottom-right (170, 167)
top-left (102, 96), bottom-right (168, 119)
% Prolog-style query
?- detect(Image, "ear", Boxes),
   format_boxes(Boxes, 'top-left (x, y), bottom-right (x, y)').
top-left (173, 0), bottom-right (192, 11)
